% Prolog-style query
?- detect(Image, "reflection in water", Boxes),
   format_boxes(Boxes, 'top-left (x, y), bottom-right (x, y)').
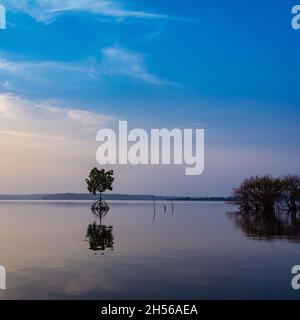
top-left (91, 200), bottom-right (110, 215)
top-left (227, 210), bottom-right (300, 242)
top-left (86, 223), bottom-right (114, 252)
top-left (153, 196), bottom-right (156, 223)
top-left (86, 201), bottom-right (114, 252)
top-left (3, 201), bottom-right (300, 299)
top-left (152, 199), bottom-right (174, 223)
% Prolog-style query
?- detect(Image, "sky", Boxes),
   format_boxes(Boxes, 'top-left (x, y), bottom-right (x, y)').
top-left (0, 0), bottom-right (299, 196)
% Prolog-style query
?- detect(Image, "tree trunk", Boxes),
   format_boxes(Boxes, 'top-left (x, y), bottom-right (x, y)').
top-left (289, 201), bottom-right (297, 213)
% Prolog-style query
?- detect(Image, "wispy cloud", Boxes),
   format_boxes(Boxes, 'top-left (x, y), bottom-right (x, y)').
top-left (3, 0), bottom-right (168, 23)
top-left (0, 57), bottom-right (96, 82)
top-left (0, 48), bottom-right (176, 91)
top-left (0, 129), bottom-right (65, 142)
top-left (100, 46), bottom-right (177, 85)
top-left (0, 94), bottom-right (117, 137)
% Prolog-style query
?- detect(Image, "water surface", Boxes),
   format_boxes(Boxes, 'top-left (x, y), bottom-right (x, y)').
top-left (0, 201), bottom-right (299, 299)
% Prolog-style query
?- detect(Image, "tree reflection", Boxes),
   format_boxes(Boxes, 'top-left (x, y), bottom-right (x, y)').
top-left (86, 203), bottom-right (114, 252)
top-left (86, 223), bottom-right (114, 251)
top-left (227, 210), bottom-right (300, 242)
top-left (91, 201), bottom-right (109, 224)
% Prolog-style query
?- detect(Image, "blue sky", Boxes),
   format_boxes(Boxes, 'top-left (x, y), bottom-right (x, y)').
top-left (0, 0), bottom-right (299, 196)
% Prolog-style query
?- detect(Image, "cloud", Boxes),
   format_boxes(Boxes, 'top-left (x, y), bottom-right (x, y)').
top-left (0, 57), bottom-right (96, 82)
top-left (0, 94), bottom-right (117, 138)
top-left (100, 46), bottom-right (177, 85)
top-left (0, 129), bottom-right (65, 142)
top-left (67, 109), bottom-right (115, 130)
top-left (0, 56), bottom-right (97, 96)
top-left (3, 0), bottom-right (167, 23)
top-left (0, 49), bottom-right (175, 92)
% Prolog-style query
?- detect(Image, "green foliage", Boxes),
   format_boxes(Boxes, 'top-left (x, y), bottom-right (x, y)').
top-left (85, 168), bottom-right (114, 199)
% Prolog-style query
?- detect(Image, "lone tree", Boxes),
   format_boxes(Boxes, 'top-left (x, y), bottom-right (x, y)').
top-left (85, 168), bottom-right (114, 203)
top-left (280, 175), bottom-right (300, 213)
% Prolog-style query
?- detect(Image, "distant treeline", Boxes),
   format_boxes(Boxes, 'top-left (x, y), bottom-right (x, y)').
top-left (0, 193), bottom-right (232, 201)
top-left (43, 193), bottom-right (170, 201)
top-left (0, 193), bottom-right (167, 201)
top-left (167, 197), bottom-right (234, 202)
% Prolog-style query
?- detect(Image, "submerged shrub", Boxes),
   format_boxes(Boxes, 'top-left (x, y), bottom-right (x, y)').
top-left (232, 175), bottom-right (284, 214)
top-left (280, 175), bottom-right (300, 213)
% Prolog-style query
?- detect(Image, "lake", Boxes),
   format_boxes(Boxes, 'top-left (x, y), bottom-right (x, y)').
top-left (0, 201), bottom-right (299, 300)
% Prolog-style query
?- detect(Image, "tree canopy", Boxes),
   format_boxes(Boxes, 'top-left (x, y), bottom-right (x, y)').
top-left (232, 175), bottom-right (300, 214)
top-left (85, 168), bottom-right (114, 201)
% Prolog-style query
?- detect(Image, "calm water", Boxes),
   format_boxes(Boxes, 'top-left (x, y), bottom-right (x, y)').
top-left (0, 201), bottom-right (299, 300)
